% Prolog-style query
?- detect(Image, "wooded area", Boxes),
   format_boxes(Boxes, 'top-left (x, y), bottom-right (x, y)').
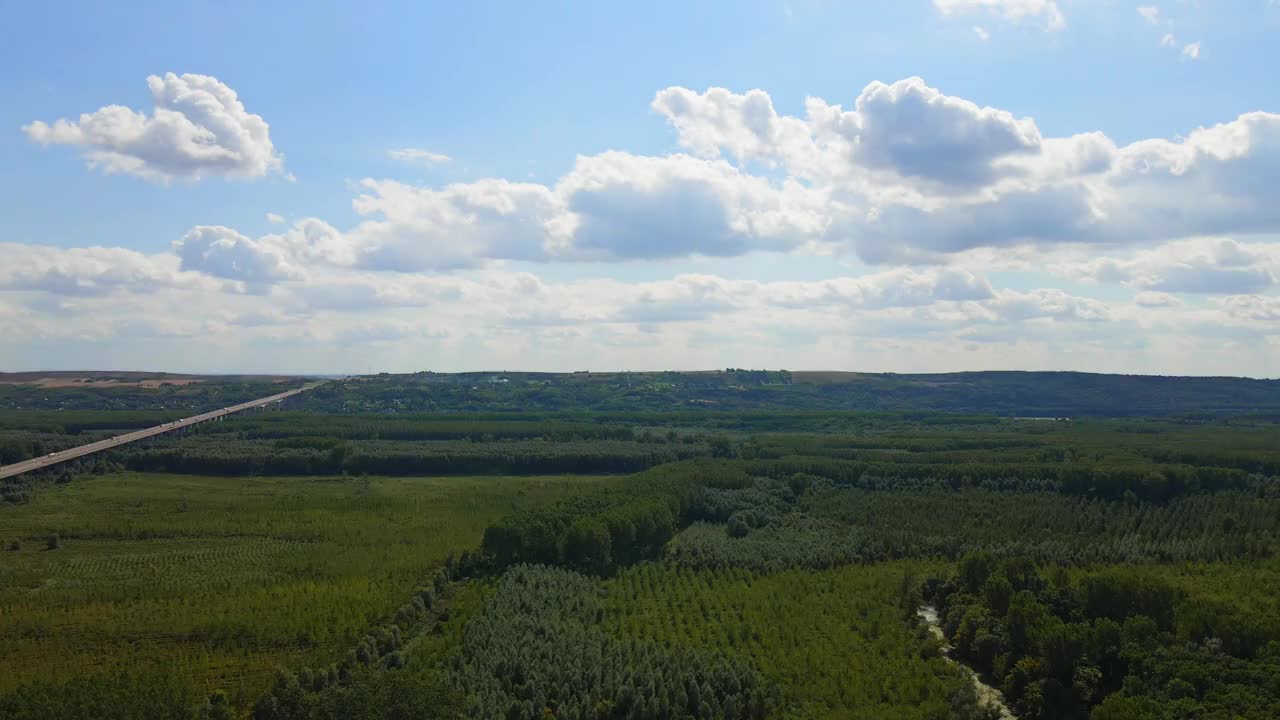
top-left (2, 374), bottom-right (1279, 718)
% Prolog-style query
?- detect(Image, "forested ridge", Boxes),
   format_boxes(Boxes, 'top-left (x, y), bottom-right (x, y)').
top-left (6, 369), bottom-right (1280, 416)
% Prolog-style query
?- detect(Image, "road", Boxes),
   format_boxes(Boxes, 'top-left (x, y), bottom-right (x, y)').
top-left (0, 381), bottom-right (325, 481)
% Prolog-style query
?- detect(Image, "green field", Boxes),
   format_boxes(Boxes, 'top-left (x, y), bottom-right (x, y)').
top-left (603, 562), bottom-right (975, 720)
top-left (0, 471), bottom-right (609, 710)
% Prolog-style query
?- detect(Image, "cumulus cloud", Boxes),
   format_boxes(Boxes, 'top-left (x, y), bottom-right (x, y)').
top-left (1100, 113), bottom-right (1280, 240)
top-left (1055, 238), bottom-right (1280, 294)
top-left (974, 26), bottom-right (991, 40)
top-left (349, 178), bottom-right (561, 270)
top-left (0, 243), bottom-right (211, 296)
top-left (849, 185), bottom-right (1098, 263)
top-left (219, 151), bottom-right (828, 273)
top-left (173, 226), bottom-right (298, 285)
top-left (388, 148), bottom-right (452, 165)
top-left (1182, 41), bottom-right (1201, 60)
top-left (172, 219), bottom-right (351, 286)
top-left (844, 109), bottom-right (1280, 260)
top-left (651, 87), bottom-right (814, 167)
top-left (12, 74), bottom-right (1280, 375)
top-left (113, 81), bottom-right (1280, 278)
top-left (556, 152), bottom-right (825, 260)
top-left (933, 0), bottom-right (1066, 30)
top-left (655, 78), bottom-right (1042, 191)
top-left (845, 78), bottom-right (1042, 189)
top-left (24, 73), bottom-right (283, 182)
top-left (1137, 6), bottom-right (1160, 24)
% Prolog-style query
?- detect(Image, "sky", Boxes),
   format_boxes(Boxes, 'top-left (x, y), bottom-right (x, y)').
top-left (2, 0), bottom-right (1279, 377)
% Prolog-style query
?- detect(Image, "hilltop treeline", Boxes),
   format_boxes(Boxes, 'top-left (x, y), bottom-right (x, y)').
top-left (0, 378), bottom-right (307, 412)
top-left (7, 368), bottom-right (1280, 416)
top-left (286, 370), bottom-right (1280, 417)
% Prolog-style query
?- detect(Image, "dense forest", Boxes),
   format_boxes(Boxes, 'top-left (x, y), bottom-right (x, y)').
top-left (2, 373), bottom-right (1280, 718)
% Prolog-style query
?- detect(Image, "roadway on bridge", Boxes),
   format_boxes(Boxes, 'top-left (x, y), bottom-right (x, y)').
top-left (0, 381), bottom-right (325, 481)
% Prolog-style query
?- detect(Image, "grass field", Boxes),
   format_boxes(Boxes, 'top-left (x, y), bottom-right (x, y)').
top-left (0, 471), bottom-right (610, 710)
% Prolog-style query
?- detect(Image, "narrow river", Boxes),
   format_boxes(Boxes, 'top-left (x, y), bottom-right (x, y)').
top-left (917, 605), bottom-right (1017, 719)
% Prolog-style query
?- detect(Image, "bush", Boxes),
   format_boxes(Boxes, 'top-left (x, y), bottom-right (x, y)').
top-left (46, 533), bottom-right (61, 551)
top-left (5, 538), bottom-right (19, 551)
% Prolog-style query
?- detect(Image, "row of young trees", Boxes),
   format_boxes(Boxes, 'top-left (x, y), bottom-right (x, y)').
top-left (447, 565), bottom-right (776, 720)
top-left (117, 438), bottom-right (711, 477)
top-left (0, 672), bottom-right (201, 720)
top-left (254, 567), bottom-right (455, 719)
top-left (479, 460), bottom-right (751, 576)
top-left (205, 413), bottom-right (640, 442)
top-left (744, 456), bottom-right (1266, 502)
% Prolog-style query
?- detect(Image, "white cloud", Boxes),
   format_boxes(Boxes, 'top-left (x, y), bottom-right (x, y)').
top-left (0, 243), bottom-right (213, 296)
top-left (349, 177), bottom-right (562, 270)
top-left (1214, 295), bottom-right (1280, 323)
top-left (933, 0), bottom-right (1066, 30)
top-left (11, 75), bottom-right (1280, 375)
top-left (847, 109), bottom-right (1280, 261)
top-left (989, 288), bottom-right (1113, 322)
top-left (266, 212), bottom-right (285, 225)
top-left (1161, 33), bottom-right (1177, 47)
top-left (1137, 6), bottom-right (1160, 24)
top-left (388, 148), bottom-right (452, 165)
top-left (847, 78), bottom-right (1042, 189)
top-left (973, 25), bottom-right (991, 40)
top-left (760, 268), bottom-right (994, 309)
top-left (104, 78), bottom-right (1279, 282)
top-left (6, 252), bottom-right (1278, 374)
top-left (172, 219), bottom-right (352, 286)
top-left (141, 84), bottom-right (1280, 274)
top-left (555, 151), bottom-right (825, 260)
top-left (24, 73), bottom-right (283, 182)
top-left (1182, 41), bottom-right (1201, 60)
top-left (652, 87), bottom-right (802, 166)
top-left (656, 78), bottom-right (1042, 191)
top-left (1134, 291), bottom-right (1182, 307)
top-left (173, 226), bottom-right (299, 286)
top-left (312, 151), bottom-right (827, 270)
top-left (1054, 238), bottom-right (1280, 294)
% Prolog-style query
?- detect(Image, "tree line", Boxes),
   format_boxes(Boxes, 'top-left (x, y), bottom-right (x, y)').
top-left (925, 555), bottom-right (1280, 719)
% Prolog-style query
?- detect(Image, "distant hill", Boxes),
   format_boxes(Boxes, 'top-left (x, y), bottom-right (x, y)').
top-left (787, 370), bottom-right (1280, 417)
top-left (290, 369), bottom-right (1280, 418)
top-left (0, 371), bottom-right (297, 388)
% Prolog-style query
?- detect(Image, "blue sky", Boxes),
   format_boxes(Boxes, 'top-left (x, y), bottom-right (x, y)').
top-left (3, 0), bottom-right (1279, 376)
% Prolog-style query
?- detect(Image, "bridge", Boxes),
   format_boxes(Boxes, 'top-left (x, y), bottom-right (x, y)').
top-left (0, 381), bottom-right (325, 481)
